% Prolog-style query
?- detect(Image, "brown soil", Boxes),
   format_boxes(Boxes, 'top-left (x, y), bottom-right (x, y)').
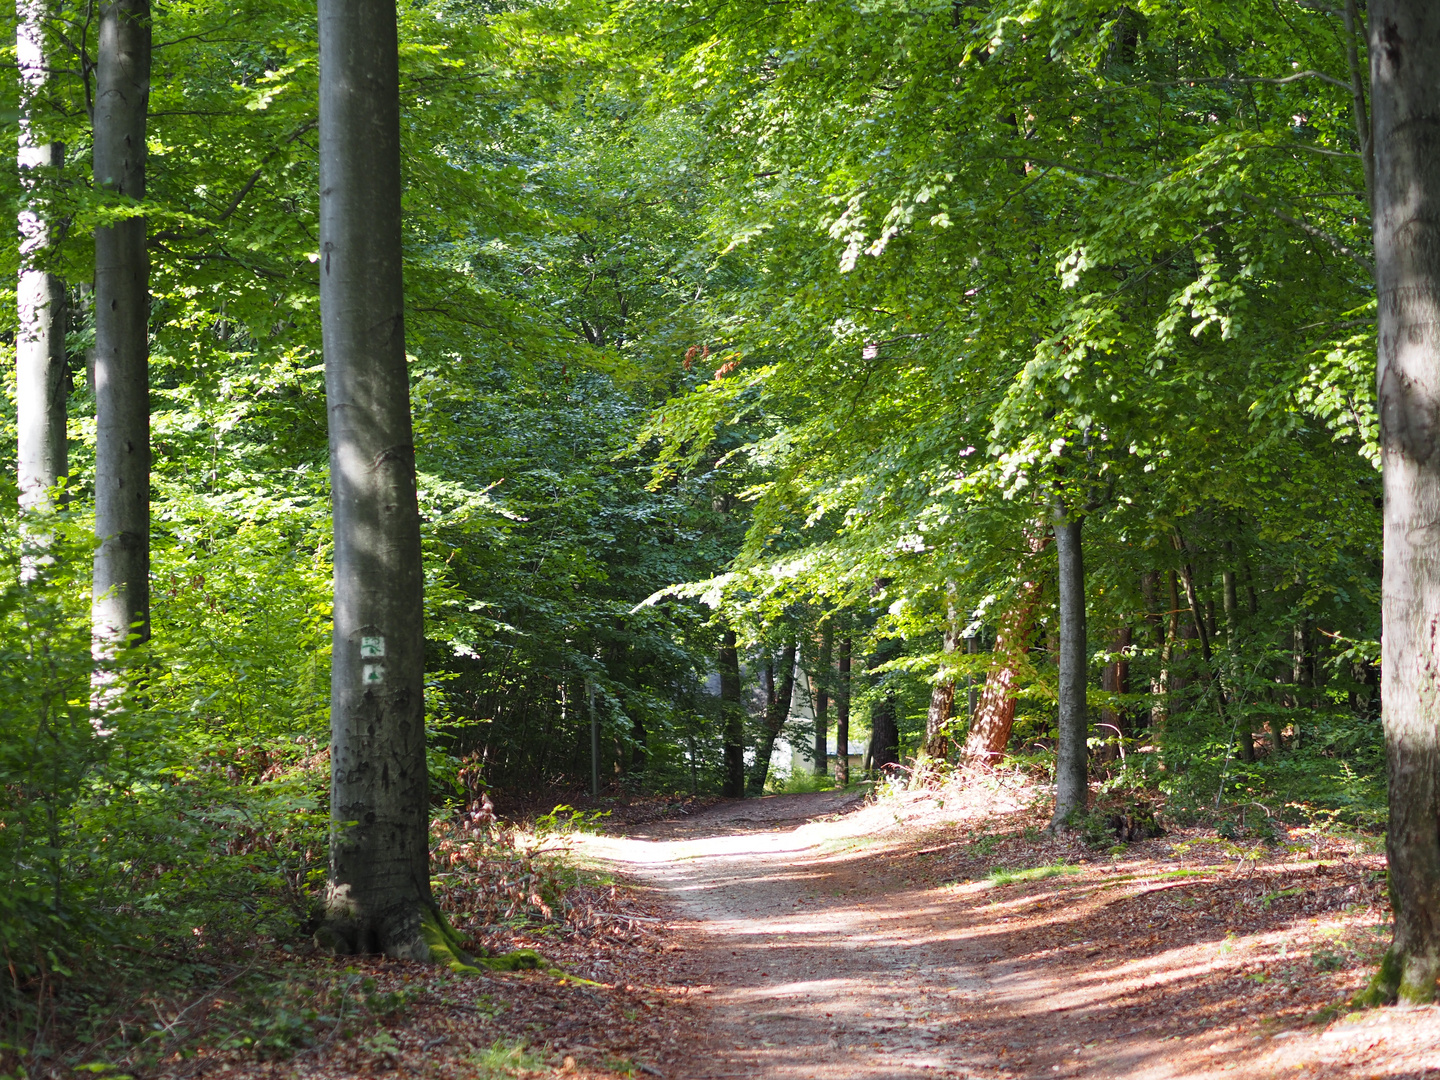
top-left (572, 779), bottom-right (1440, 1080)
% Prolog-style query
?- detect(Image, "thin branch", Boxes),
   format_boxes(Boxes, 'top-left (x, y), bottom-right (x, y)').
top-left (150, 117), bottom-right (317, 244)
top-left (992, 155), bottom-right (1137, 185)
top-left (1271, 142), bottom-right (1362, 160)
top-left (1094, 69), bottom-right (1352, 95)
top-left (1242, 192), bottom-right (1373, 273)
top-left (1342, 0), bottom-right (1374, 200)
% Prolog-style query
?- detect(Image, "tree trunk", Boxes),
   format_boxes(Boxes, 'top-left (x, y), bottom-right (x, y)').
top-left (921, 585), bottom-right (960, 760)
top-left (91, 0), bottom-right (151, 650)
top-left (1051, 498), bottom-right (1088, 829)
top-left (835, 634), bottom-right (851, 786)
top-left (867, 636), bottom-right (901, 772)
top-left (1221, 556), bottom-right (1256, 763)
top-left (966, 635), bottom-right (980, 719)
top-left (17, 0), bottom-right (67, 519)
top-left (719, 628), bottom-right (745, 797)
top-left (963, 534), bottom-right (1048, 768)
top-left (869, 690), bottom-right (899, 771)
top-left (748, 637), bottom-right (797, 795)
top-left (813, 621), bottom-right (832, 776)
top-left (1366, 0), bottom-right (1440, 1003)
top-left (1142, 571), bottom-right (1167, 729)
top-left (1098, 627), bottom-right (1130, 761)
top-left (318, 0), bottom-right (433, 959)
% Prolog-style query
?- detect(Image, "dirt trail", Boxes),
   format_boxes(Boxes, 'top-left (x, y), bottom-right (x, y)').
top-left (576, 786), bottom-right (1440, 1080)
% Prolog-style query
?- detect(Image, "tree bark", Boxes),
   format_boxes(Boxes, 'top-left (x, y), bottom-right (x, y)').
top-left (963, 533), bottom-right (1048, 768)
top-left (318, 0), bottom-right (433, 959)
top-left (1142, 571), bottom-right (1167, 728)
top-left (1221, 554), bottom-right (1256, 763)
top-left (813, 620), bottom-right (832, 776)
top-left (867, 636), bottom-right (902, 771)
top-left (91, 0), bottom-right (150, 650)
top-left (748, 637), bottom-right (797, 794)
top-left (1097, 627), bottom-right (1130, 761)
top-left (921, 585), bottom-right (960, 760)
top-left (17, 0), bottom-right (67, 519)
top-left (1366, 0), bottom-right (1440, 1004)
top-left (719, 628), bottom-right (745, 797)
top-left (835, 634), bottom-right (851, 786)
top-left (1051, 498), bottom-right (1088, 829)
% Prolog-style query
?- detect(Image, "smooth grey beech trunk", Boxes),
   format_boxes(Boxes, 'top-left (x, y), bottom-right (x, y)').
top-left (91, 0), bottom-right (150, 648)
top-left (719, 628), bottom-right (744, 797)
top-left (17, 0), bottom-right (67, 516)
top-left (318, 0), bottom-right (432, 958)
top-left (1051, 497), bottom-right (1088, 829)
top-left (1368, 0), bottom-right (1440, 1005)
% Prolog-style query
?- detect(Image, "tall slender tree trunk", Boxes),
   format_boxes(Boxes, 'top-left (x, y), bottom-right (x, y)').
top-left (1221, 554), bottom-right (1255, 763)
top-left (17, 0), bottom-right (67, 519)
top-left (318, 0), bottom-right (433, 958)
top-left (921, 585), bottom-right (960, 760)
top-left (835, 635), bottom-right (851, 786)
top-left (749, 637), bottom-right (797, 795)
top-left (963, 539), bottom-right (1048, 767)
top-left (91, 0), bottom-right (150, 650)
top-left (1366, 0), bottom-right (1440, 1003)
top-left (1142, 571), bottom-right (1168, 729)
top-left (867, 637), bottom-right (901, 772)
top-left (966, 635), bottom-right (980, 719)
top-left (813, 620), bottom-right (832, 776)
top-left (1098, 627), bottom-right (1130, 761)
top-left (1051, 498), bottom-right (1088, 828)
top-left (719, 628), bottom-right (744, 797)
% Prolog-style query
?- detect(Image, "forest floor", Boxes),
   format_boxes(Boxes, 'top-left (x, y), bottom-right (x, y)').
top-left (561, 779), bottom-right (1438, 1079)
top-left (175, 778), bottom-right (1440, 1080)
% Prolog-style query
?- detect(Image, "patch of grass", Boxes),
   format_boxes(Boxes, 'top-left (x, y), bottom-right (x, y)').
top-left (466, 1040), bottom-right (547, 1078)
top-left (968, 832), bottom-right (1002, 857)
top-left (986, 863), bottom-right (1083, 887)
top-left (766, 771), bottom-right (835, 795)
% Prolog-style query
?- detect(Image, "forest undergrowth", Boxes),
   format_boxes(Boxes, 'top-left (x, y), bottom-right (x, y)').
top-left (1, 793), bottom-right (696, 1080)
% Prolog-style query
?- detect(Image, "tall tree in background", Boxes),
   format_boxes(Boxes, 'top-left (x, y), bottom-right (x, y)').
top-left (16, 0), bottom-right (67, 517)
top-left (1367, 0), bottom-right (1440, 1006)
top-left (1051, 497), bottom-right (1088, 827)
top-left (812, 620), bottom-right (832, 776)
top-left (91, 0), bottom-right (150, 647)
top-left (317, 0), bottom-right (431, 957)
top-left (748, 635), bottom-right (797, 794)
top-left (719, 628), bottom-right (744, 797)
top-left (920, 586), bottom-right (960, 760)
top-left (835, 633), bottom-right (850, 786)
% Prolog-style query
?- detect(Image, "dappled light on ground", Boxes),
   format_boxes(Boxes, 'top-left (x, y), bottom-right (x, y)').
top-left (573, 785), bottom-right (1440, 1080)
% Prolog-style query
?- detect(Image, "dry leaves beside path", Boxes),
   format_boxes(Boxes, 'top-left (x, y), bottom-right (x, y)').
top-left (201, 782), bottom-right (1438, 1080)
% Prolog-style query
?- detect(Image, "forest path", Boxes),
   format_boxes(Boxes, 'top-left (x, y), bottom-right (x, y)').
top-left (575, 784), bottom-right (1438, 1080)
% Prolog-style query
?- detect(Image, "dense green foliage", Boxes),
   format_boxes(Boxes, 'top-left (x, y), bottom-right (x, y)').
top-left (0, 0), bottom-right (1398, 1054)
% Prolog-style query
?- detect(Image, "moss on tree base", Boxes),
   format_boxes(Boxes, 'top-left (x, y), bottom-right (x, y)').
top-left (419, 911), bottom-right (557, 975)
top-left (1354, 946), bottom-right (1439, 1007)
